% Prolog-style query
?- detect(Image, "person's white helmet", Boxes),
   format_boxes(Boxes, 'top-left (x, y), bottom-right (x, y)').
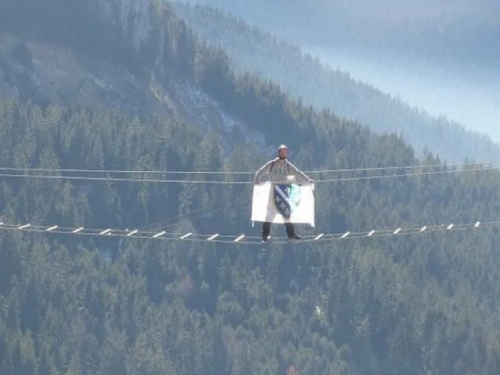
top-left (278, 144), bottom-right (288, 152)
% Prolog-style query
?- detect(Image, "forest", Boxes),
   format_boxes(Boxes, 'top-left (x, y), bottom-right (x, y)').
top-left (1, 0), bottom-right (500, 374)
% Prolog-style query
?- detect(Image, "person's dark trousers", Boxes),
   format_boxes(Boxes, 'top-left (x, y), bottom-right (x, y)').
top-left (261, 221), bottom-right (296, 240)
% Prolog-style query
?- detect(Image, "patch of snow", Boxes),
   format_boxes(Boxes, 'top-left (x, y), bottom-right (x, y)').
top-left (219, 110), bottom-right (237, 130)
top-left (86, 73), bottom-right (108, 90)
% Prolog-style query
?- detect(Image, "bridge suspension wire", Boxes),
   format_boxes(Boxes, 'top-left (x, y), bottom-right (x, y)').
top-left (0, 159), bottom-right (499, 175)
top-left (0, 219), bottom-right (496, 246)
top-left (0, 164), bottom-right (497, 185)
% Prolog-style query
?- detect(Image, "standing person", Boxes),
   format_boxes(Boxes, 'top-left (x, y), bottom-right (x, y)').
top-left (253, 144), bottom-right (314, 242)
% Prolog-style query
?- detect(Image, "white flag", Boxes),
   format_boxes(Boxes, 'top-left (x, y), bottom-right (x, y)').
top-left (251, 181), bottom-right (315, 227)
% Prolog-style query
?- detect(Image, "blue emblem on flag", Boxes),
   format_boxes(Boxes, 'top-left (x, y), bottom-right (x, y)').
top-left (273, 184), bottom-right (301, 219)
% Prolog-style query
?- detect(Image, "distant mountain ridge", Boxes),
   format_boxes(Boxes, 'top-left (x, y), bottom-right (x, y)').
top-left (173, 2), bottom-right (500, 163)
top-left (177, 0), bottom-right (500, 70)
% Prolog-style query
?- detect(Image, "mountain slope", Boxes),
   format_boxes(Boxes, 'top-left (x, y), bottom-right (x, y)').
top-left (173, 2), bottom-right (500, 164)
top-left (177, 0), bottom-right (500, 70)
top-left (2, 0), bottom-right (500, 375)
top-left (0, 0), bottom-right (266, 157)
